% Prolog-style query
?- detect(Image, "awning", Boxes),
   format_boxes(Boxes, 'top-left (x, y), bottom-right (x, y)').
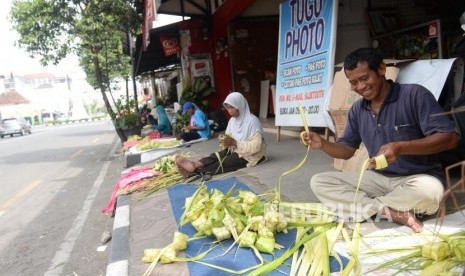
top-left (133, 23), bottom-right (181, 76)
top-left (157, 0), bottom-right (211, 17)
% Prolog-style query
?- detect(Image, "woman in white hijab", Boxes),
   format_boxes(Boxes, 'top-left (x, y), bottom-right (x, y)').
top-left (176, 92), bottom-right (267, 177)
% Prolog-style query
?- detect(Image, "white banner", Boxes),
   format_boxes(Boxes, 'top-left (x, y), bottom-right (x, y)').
top-left (275, 0), bottom-right (338, 127)
top-left (396, 58), bottom-right (458, 100)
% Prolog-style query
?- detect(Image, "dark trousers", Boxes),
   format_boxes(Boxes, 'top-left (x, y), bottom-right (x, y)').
top-left (199, 149), bottom-right (248, 175)
top-left (180, 131), bottom-right (201, 142)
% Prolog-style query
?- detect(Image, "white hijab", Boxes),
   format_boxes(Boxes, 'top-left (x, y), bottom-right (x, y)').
top-left (224, 92), bottom-right (262, 141)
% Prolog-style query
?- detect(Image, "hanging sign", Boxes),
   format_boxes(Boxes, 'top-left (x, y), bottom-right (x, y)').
top-left (275, 0), bottom-right (338, 127)
top-left (159, 34), bottom-right (181, 56)
top-left (142, 0), bottom-right (156, 51)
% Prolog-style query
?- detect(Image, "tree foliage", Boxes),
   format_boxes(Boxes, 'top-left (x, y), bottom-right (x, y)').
top-left (9, 0), bottom-right (141, 142)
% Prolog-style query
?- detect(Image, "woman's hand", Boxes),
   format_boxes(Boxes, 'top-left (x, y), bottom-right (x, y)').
top-left (219, 134), bottom-right (237, 147)
top-left (300, 131), bottom-right (323, 149)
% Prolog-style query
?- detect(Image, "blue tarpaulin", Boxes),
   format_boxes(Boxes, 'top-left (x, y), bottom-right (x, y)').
top-left (167, 177), bottom-right (347, 275)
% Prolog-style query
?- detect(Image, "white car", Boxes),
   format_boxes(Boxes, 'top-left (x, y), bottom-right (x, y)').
top-left (0, 118), bottom-right (32, 138)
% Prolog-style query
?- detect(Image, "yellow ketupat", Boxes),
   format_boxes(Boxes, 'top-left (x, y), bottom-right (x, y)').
top-left (255, 236), bottom-right (275, 254)
top-left (212, 226), bottom-right (231, 241)
top-left (264, 209), bottom-right (288, 233)
top-left (248, 216), bottom-right (265, 232)
top-left (422, 241), bottom-right (452, 261)
top-left (239, 190), bottom-right (258, 205)
top-left (258, 225), bottom-right (274, 239)
top-left (419, 259), bottom-right (455, 276)
top-left (172, 231), bottom-right (189, 251)
top-left (239, 231), bottom-right (257, 248)
top-left (141, 231), bottom-right (189, 264)
top-left (234, 217), bottom-right (245, 234)
top-left (192, 213), bottom-right (213, 236)
top-left (449, 236), bottom-right (465, 260)
top-left (160, 245), bottom-right (177, 264)
top-left (142, 248), bottom-right (161, 263)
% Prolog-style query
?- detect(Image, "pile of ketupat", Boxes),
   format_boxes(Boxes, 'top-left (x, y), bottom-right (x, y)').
top-left (141, 182), bottom-right (362, 276)
top-left (127, 134), bottom-right (142, 142)
top-left (135, 137), bottom-right (181, 151)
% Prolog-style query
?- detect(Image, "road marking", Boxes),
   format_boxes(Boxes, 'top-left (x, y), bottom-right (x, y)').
top-left (0, 180), bottom-right (42, 215)
top-left (69, 149), bottom-right (83, 159)
top-left (45, 138), bottom-right (119, 276)
top-left (92, 137), bottom-right (100, 143)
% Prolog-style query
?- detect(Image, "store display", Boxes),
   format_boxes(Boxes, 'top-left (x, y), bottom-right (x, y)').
top-left (373, 20), bottom-right (442, 60)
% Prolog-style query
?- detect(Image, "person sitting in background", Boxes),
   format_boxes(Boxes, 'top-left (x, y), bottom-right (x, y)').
top-left (139, 104), bottom-right (151, 126)
top-left (176, 92), bottom-right (267, 177)
top-left (147, 105), bottom-right (172, 135)
top-left (180, 102), bottom-right (211, 142)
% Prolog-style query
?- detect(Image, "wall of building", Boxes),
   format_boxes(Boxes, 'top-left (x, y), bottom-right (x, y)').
top-left (160, 0), bottom-right (465, 113)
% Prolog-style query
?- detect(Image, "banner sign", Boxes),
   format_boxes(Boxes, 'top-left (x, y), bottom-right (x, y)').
top-left (275, 0), bottom-right (338, 127)
top-left (142, 0), bottom-right (156, 51)
top-left (159, 34), bottom-right (181, 56)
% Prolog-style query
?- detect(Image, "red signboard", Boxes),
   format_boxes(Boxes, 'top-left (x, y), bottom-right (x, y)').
top-left (143, 0), bottom-right (156, 51)
top-left (159, 34), bottom-right (180, 56)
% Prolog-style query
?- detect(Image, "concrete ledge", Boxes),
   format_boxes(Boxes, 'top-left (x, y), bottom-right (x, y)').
top-left (125, 153), bottom-right (141, 168)
top-left (263, 126), bottom-right (301, 137)
top-left (124, 148), bottom-right (178, 168)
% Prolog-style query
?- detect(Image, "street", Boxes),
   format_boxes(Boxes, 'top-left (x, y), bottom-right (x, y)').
top-left (0, 121), bottom-right (123, 276)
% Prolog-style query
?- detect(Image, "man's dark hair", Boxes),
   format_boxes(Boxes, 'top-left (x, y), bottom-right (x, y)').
top-left (343, 48), bottom-right (383, 72)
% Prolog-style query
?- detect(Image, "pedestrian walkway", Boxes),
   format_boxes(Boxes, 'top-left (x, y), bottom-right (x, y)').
top-left (107, 120), bottom-right (334, 275)
top-left (105, 118), bottom-right (459, 276)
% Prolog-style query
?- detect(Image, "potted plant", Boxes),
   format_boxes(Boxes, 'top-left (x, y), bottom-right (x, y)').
top-left (180, 77), bottom-right (214, 110)
top-left (113, 95), bottom-right (141, 139)
top-left (172, 112), bottom-right (190, 140)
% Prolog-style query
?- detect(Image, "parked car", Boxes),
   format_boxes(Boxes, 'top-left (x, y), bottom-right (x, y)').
top-left (0, 118), bottom-right (32, 138)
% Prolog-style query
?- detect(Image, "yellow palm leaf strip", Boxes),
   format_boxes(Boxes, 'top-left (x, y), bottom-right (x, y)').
top-left (193, 245), bottom-right (264, 274)
top-left (374, 154), bottom-right (388, 169)
top-left (214, 151), bottom-right (226, 174)
top-left (275, 103), bottom-right (312, 201)
top-left (277, 146), bottom-right (310, 202)
top-left (290, 227), bottom-right (306, 275)
top-left (354, 158), bottom-right (370, 207)
top-left (248, 225), bottom-right (335, 276)
top-left (354, 154), bottom-right (387, 213)
top-left (340, 222), bottom-right (361, 276)
top-left (298, 103), bottom-right (310, 133)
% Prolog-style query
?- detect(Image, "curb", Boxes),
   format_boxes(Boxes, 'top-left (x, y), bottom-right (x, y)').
top-left (106, 195), bottom-right (130, 276)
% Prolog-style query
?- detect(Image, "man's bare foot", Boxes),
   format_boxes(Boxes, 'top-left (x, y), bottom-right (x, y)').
top-left (381, 208), bottom-right (423, 233)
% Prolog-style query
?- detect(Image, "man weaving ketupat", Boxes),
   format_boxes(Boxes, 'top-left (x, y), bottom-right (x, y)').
top-left (301, 48), bottom-right (459, 233)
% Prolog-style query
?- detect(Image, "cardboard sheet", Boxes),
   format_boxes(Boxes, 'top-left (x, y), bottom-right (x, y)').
top-left (334, 211), bottom-right (465, 275)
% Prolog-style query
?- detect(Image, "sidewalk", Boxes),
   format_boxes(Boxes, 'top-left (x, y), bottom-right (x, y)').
top-left (105, 120), bottom-right (395, 275)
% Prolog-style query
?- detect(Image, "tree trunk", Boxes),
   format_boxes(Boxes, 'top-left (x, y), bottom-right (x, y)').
top-left (92, 48), bottom-right (126, 143)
